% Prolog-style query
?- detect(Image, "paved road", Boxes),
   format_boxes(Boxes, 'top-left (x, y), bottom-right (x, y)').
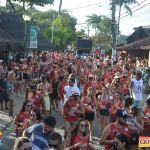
top-left (0, 91), bottom-right (148, 150)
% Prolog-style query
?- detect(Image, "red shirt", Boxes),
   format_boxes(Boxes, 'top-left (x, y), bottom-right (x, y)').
top-left (63, 98), bottom-right (80, 123)
top-left (28, 92), bottom-right (42, 110)
top-left (104, 123), bottom-right (129, 150)
top-left (83, 96), bottom-right (95, 113)
top-left (72, 135), bottom-right (89, 150)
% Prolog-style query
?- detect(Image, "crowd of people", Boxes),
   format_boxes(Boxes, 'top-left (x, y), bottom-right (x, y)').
top-left (0, 51), bottom-right (150, 150)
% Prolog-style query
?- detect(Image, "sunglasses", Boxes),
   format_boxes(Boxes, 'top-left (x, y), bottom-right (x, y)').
top-left (49, 144), bottom-right (58, 148)
top-left (27, 104), bottom-right (32, 107)
top-left (21, 147), bottom-right (32, 150)
top-left (80, 124), bottom-right (88, 128)
top-left (30, 114), bottom-right (36, 117)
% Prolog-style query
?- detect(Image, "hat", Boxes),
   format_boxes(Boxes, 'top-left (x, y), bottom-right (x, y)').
top-left (88, 74), bottom-right (94, 79)
top-left (116, 110), bottom-right (128, 118)
top-left (114, 72), bottom-right (122, 79)
top-left (0, 60), bottom-right (3, 63)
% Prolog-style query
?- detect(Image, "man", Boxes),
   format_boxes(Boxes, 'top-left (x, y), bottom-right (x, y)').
top-left (64, 78), bottom-right (80, 102)
top-left (45, 132), bottom-right (62, 150)
top-left (131, 71), bottom-right (143, 113)
top-left (100, 110), bottom-right (129, 150)
top-left (23, 115), bottom-right (56, 150)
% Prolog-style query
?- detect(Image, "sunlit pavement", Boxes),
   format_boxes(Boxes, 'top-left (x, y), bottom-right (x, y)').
top-left (0, 91), bottom-right (148, 150)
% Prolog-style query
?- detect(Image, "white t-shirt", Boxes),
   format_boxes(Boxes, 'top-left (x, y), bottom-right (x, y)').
top-left (132, 79), bottom-right (143, 101)
top-left (64, 85), bottom-right (80, 102)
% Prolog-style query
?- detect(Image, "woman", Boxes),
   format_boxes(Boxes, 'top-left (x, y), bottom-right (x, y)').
top-left (81, 87), bottom-right (97, 139)
top-left (23, 108), bottom-right (42, 129)
top-left (112, 133), bottom-right (130, 150)
top-left (110, 91), bottom-right (125, 122)
top-left (97, 87), bottom-right (113, 135)
top-left (126, 106), bottom-right (143, 150)
top-left (14, 100), bottom-right (32, 137)
top-left (65, 119), bottom-right (92, 150)
top-left (13, 137), bottom-right (32, 150)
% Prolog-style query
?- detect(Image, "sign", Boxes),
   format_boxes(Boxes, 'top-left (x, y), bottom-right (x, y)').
top-left (139, 136), bottom-right (150, 148)
top-left (29, 26), bottom-right (38, 48)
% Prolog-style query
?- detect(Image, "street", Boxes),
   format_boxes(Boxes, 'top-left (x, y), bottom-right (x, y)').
top-left (0, 88), bottom-right (148, 150)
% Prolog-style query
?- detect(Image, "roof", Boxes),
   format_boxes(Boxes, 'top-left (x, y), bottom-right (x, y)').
top-left (117, 36), bottom-right (150, 51)
top-left (126, 26), bottom-right (150, 43)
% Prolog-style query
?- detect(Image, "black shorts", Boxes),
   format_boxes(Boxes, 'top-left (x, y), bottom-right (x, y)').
top-left (130, 133), bottom-right (139, 145)
top-left (23, 73), bottom-right (29, 80)
top-left (0, 92), bottom-right (9, 102)
top-left (99, 109), bottom-right (109, 116)
top-left (84, 112), bottom-right (95, 121)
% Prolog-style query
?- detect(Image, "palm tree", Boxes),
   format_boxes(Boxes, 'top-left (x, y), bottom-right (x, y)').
top-left (7, 0), bottom-right (16, 12)
top-left (58, 0), bottom-right (62, 15)
top-left (115, 0), bottom-right (138, 39)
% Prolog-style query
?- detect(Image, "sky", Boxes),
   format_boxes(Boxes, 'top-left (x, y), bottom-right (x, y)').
top-left (1, 0), bottom-right (150, 36)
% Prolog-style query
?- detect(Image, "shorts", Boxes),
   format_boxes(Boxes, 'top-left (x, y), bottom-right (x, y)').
top-left (84, 112), bottom-right (95, 121)
top-left (130, 133), bottom-right (139, 145)
top-left (99, 109), bottom-right (109, 116)
top-left (133, 101), bottom-right (142, 109)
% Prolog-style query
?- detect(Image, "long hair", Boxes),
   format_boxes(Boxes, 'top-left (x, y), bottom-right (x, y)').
top-left (20, 100), bottom-right (31, 112)
top-left (31, 108), bottom-right (41, 122)
top-left (13, 137), bottom-right (30, 150)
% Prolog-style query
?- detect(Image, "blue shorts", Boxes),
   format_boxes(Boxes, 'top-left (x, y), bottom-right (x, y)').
top-left (133, 101), bottom-right (142, 109)
top-left (99, 109), bottom-right (109, 116)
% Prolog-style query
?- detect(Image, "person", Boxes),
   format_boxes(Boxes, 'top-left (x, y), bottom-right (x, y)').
top-left (100, 110), bottom-right (129, 150)
top-left (126, 106), bottom-right (143, 150)
top-left (143, 98), bottom-right (150, 136)
top-left (82, 86), bottom-right (97, 139)
top-left (38, 76), bottom-right (53, 114)
top-left (65, 119), bottom-right (93, 150)
top-left (130, 71), bottom-right (143, 114)
top-left (28, 84), bottom-right (45, 113)
top-left (14, 100), bottom-right (32, 137)
top-left (24, 108), bottom-right (42, 129)
top-left (112, 133), bottom-right (130, 150)
top-left (63, 92), bottom-right (82, 138)
top-left (13, 137), bottom-right (32, 150)
top-left (45, 132), bottom-right (63, 150)
top-left (97, 87), bottom-right (113, 135)
top-left (64, 77), bottom-right (80, 102)
top-left (23, 115), bottom-right (56, 150)
top-left (0, 73), bottom-right (9, 111)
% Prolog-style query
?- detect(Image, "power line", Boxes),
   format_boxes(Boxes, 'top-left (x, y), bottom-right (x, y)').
top-left (120, 0), bottom-right (149, 17)
top-left (68, 2), bottom-right (109, 11)
top-left (120, 2), bottom-right (150, 20)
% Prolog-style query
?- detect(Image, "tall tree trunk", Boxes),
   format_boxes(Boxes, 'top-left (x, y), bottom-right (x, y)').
top-left (117, 5), bottom-right (122, 44)
top-left (23, 0), bottom-right (25, 11)
top-left (7, 0), bottom-right (15, 13)
top-left (58, 0), bottom-right (62, 15)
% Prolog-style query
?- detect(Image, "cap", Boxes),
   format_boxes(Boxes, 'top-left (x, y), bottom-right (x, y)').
top-left (88, 74), bottom-right (94, 79)
top-left (146, 98), bottom-right (150, 104)
top-left (116, 110), bottom-right (128, 118)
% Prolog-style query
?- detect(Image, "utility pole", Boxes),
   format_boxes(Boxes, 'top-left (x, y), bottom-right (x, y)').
top-left (111, 0), bottom-right (116, 62)
top-left (51, 11), bottom-right (54, 44)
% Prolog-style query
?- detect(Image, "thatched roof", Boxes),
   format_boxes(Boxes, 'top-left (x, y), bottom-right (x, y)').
top-left (0, 12), bottom-right (54, 51)
top-left (117, 36), bottom-right (150, 51)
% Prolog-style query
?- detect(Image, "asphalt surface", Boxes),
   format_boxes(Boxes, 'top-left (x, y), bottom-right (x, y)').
top-left (0, 91), bottom-right (148, 150)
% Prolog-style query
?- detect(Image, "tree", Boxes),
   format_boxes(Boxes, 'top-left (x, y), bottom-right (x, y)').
top-left (44, 12), bottom-right (76, 51)
top-left (76, 29), bottom-right (87, 37)
top-left (115, 0), bottom-right (138, 37)
top-left (86, 14), bottom-right (101, 32)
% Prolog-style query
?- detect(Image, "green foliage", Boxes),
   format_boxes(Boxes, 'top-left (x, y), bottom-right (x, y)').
top-left (86, 15), bottom-right (112, 50)
top-left (44, 13), bottom-right (76, 51)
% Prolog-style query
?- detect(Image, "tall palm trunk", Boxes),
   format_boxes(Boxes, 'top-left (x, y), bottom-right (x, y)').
top-left (23, 0), bottom-right (25, 11)
top-left (58, 0), bottom-right (62, 15)
top-left (117, 4), bottom-right (122, 44)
